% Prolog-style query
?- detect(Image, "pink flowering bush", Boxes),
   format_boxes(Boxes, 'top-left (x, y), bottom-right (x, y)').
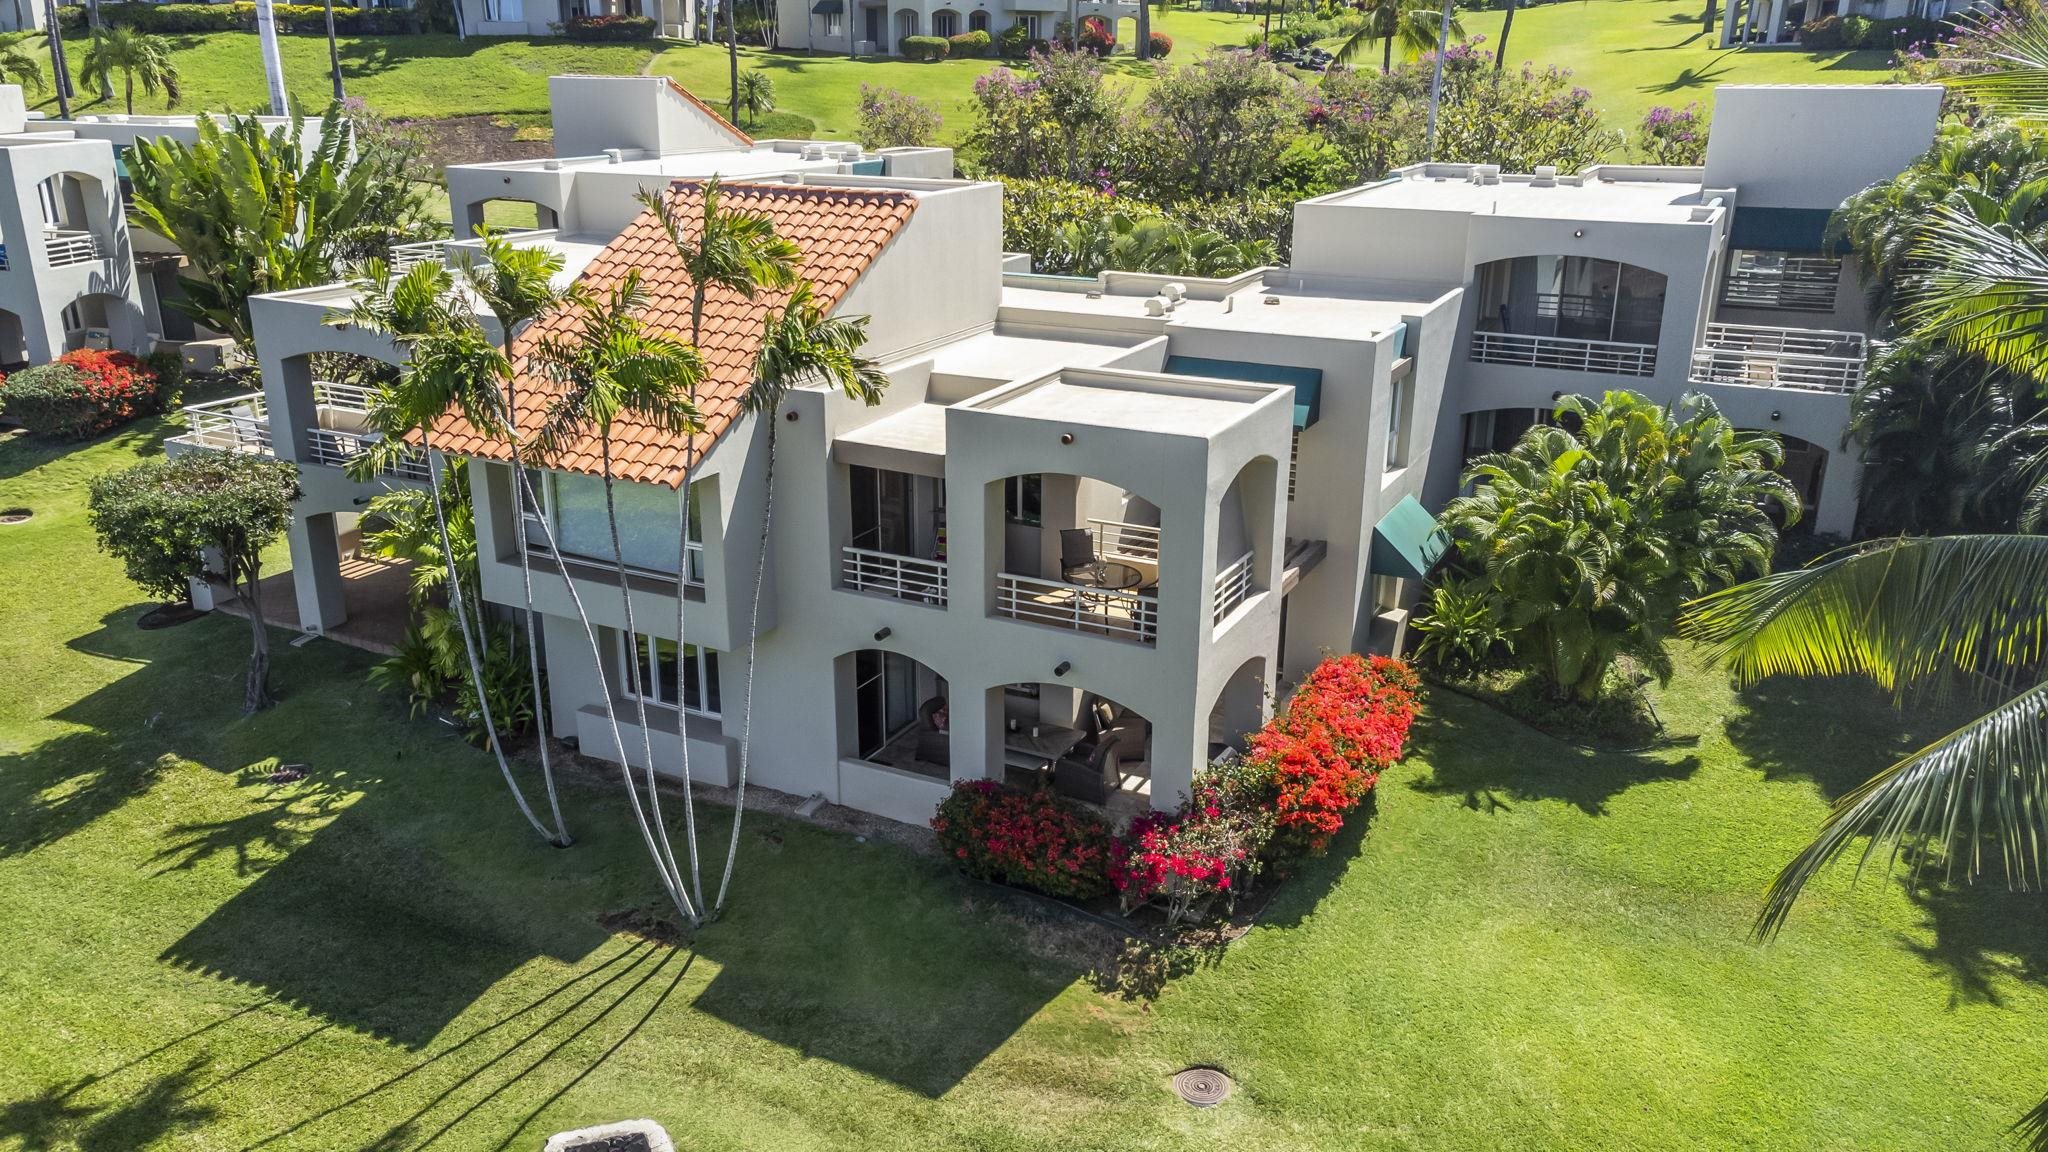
top-left (932, 780), bottom-right (1116, 900)
top-left (1638, 104), bottom-right (1708, 166)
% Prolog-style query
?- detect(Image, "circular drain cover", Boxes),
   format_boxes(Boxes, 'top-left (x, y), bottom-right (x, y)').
top-left (0, 508), bottom-right (29, 525)
top-left (1172, 1067), bottom-right (1233, 1108)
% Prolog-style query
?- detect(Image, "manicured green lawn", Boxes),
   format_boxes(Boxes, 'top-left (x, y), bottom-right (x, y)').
top-left (3, 414), bottom-right (2045, 1150)
top-left (1460, 0), bottom-right (1894, 127)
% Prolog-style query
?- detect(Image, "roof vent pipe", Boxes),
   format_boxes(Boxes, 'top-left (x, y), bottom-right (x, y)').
top-left (1162, 282), bottom-right (1186, 302)
top-left (802, 143), bottom-right (826, 160)
top-left (1531, 165), bottom-right (1558, 188)
top-left (1143, 295), bottom-right (1171, 317)
top-left (604, 148), bottom-right (625, 165)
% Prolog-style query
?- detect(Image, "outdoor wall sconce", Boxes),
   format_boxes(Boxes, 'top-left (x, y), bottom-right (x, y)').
top-left (785, 410), bottom-right (800, 422)
top-left (1770, 410), bottom-right (1782, 422)
top-left (1573, 228), bottom-right (1585, 238)
top-left (1060, 433), bottom-right (1074, 445)
top-left (874, 627), bottom-right (892, 641)
top-left (1053, 660), bottom-right (1072, 677)
top-left (1551, 391), bottom-right (1563, 401)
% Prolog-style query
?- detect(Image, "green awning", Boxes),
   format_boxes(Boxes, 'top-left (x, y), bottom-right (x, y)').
top-left (811, 0), bottom-right (843, 12)
top-left (1369, 495), bottom-right (1445, 580)
top-left (1163, 355), bottom-right (1322, 428)
top-left (1730, 206), bottom-right (1840, 254)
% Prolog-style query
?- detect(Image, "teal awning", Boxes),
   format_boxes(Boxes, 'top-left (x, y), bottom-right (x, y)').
top-left (1163, 355), bottom-right (1322, 428)
top-left (1729, 206), bottom-right (1839, 254)
top-left (1369, 495), bottom-right (1445, 580)
top-left (811, 0), bottom-right (843, 12)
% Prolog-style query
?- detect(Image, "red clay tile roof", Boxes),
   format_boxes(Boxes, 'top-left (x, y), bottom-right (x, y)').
top-left (421, 180), bottom-right (917, 487)
top-left (665, 78), bottom-right (754, 148)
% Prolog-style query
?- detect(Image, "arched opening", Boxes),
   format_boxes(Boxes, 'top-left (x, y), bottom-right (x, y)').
top-left (839, 649), bottom-right (947, 779)
top-left (1457, 406), bottom-right (1554, 475)
top-left (987, 471), bottom-right (1161, 644)
top-left (1212, 455), bottom-right (1277, 630)
top-left (0, 306), bottom-right (25, 369)
top-left (58, 294), bottom-right (111, 352)
top-left (966, 8), bottom-right (988, 32)
top-left (1207, 654), bottom-right (1268, 761)
top-left (839, 462), bottom-right (946, 606)
top-left (460, 197), bottom-right (560, 238)
top-left (36, 171), bottom-right (110, 259)
top-left (996, 679), bottom-right (1151, 815)
top-left (1470, 255), bottom-right (1667, 376)
top-left (892, 6), bottom-right (918, 45)
top-left (1749, 430), bottom-right (1826, 536)
top-left (929, 6), bottom-right (959, 36)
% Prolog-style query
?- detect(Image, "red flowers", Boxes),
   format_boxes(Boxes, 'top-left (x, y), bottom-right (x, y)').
top-left (932, 780), bottom-right (1116, 900)
top-left (0, 350), bottom-right (162, 440)
top-left (1249, 654), bottom-right (1418, 857)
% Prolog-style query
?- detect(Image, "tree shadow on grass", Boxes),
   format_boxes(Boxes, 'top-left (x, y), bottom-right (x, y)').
top-left (1722, 674), bottom-right (1961, 803)
top-left (1898, 874), bottom-right (2048, 1010)
top-left (0, 1060), bottom-right (219, 1152)
top-left (1638, 56), bottom-right (1734, 94)
top-left (1402, 688), bottom-right (1703, 816)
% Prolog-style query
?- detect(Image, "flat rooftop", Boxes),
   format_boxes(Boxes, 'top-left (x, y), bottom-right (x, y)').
top-left (921, 327), bottom-right (1149, 381)
top-left (1325, 168), bottom-right (1710, 225)
top-left (457, 144), bottom-right (855, 182)
top-left (971, 371), bottom-right (1281, 438)
top-left (1000, 280), bottom-right (1434, 342)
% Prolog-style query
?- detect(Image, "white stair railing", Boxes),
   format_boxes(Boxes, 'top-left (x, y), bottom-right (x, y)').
top-left (176, 392), bottom-right (271, 454)
top-left (841, 546), bottom-right (948, 607)
top-left (43, 229), bottom-right (103, 267)
top-left (305, 427), bottom-right (431, 481)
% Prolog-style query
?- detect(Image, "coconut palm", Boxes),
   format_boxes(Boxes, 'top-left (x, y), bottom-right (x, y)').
top-left (635, 177), bottom-right (798, 910)
top-left (530, 272), bottom-right (707, 926)
top-left (1681, 536), bottom-right (2048, 938)
top-left (341, 260), bottom-right (570, 847)
top-left (40, 0), bottom-right (71, 118)
top-left (716, 280), bottom-right (887, 913)
top-left (323, 0), bottom-right (344, 101)
top-left (0, 31), bottom-right (46, 94)
top-left (1494, 0), bottom-right (1515, 71)
top-left (736, 70), bottom-right (775, 128)
top-left (78, 26), bottom-right (179, 115)
top-left (1333, 0), bottom-right (1459, 74)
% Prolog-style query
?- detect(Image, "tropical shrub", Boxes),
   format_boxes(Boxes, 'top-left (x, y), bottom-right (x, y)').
top-left (997, 19), bottom-right (1031, 56)
top-left (0, 350), bottom-right (161, 440)
top-left (1124, 49), bottom-right (1306, 199)
top-left (1246, 653), bottom-right (1418, 858)
top-left (1438, 391), bottom-right (1799, 703)
top-left (899, 34), bottom-right (950, 60)
top-left (559, 13), bottom-right (657, 39)
top-left (1075, 14), bottom-right (1113, 54)
top-left (857, 84), bottom-right (943, 148)
top-left (1412, 575), bottom-right (1510, 674)
top-left (948, 29), bottom-right (991, 56)
top-left (1148, 30), bottom-right (1172, 57)
top-left (1638, 103), bottom-right (1708, 166)
top-left (964, 50), bottom-right (1122, 183)
top-left (60, 2), bottom-right (419, 32)
top-left (931, 780), bottom-right (1117, 899)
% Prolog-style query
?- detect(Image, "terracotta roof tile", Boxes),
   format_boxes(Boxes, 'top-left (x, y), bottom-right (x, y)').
top-left (422, 180), bottom-right (917, 487)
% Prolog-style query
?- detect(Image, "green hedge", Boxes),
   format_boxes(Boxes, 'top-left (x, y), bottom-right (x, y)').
top-left (57, 2), bottom-right (421, 34)
top-left (899, 33), bottom-right (948, 60)
top-left (946, 29), bottom-right (989, 57)
top-left (557, 13), bottom-right (656, 39)
top-left (1797, 13), bottom-right (1943, 50)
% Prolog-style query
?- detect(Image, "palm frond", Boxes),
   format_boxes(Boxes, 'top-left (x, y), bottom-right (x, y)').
top-left (1754, 676), bottom-right (2048, 938)
top-left (1901, 205), bottom-right (2048, 385)
top-left (1680, 534), bottom-right (2048, 699)
top-left (1941, 9), bottom-right (2048, 128)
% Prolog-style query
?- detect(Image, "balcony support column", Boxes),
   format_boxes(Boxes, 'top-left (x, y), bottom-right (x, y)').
top-left (1814, 453), bottom-right (1859, 538)
top-left (288, 512), bottom-right (349, 634)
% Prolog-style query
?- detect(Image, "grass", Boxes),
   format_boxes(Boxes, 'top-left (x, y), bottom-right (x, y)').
top-left (3, 413), bottom-right (2046, 1149)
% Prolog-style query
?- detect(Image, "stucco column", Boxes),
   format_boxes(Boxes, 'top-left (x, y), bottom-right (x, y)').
top-left (1814, 452), bottom-right (1860, 538)
top-left (1764, 0), bottom-right (1786, 43)
top-left (958, 684), bottom-right (1003, 783)
top-left (262, 352), bottom-right (319, 464)
top-left (1149, 709), bottom-right (1199, 812)
top-left (288, 512), bottom-right (349, 634)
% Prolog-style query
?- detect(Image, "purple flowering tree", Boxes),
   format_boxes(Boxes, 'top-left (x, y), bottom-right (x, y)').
top-left (1638, 103), bottom-right (1708, 166)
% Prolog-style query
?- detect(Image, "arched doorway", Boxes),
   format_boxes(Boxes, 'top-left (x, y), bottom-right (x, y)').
top-left (930, 7), bottom-right (959, 36)
top-left (967, 8), bottom-right (988, 32)
top-left (1768, 431), bottom-right (1827, 536)
top-left (1207, 654), bottom-right (1268, 760)
top-left (997, 679), bottom-right (1151, 813)
top-left (892, 6), bottom-right (918, 45)
top-left (1470, 254), bottom-right (1667, 376)
top-left (459, 197), bottom-right (561, 238)
top-left (839, 649), bottom-right (948, 778)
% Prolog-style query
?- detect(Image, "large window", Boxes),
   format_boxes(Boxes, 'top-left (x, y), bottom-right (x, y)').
top-left (853, 648), bottom-right (923, 761)
top-left (1473, 255), bottom-right (1667, 346)
top-left (524, 470), bottom-right (704, 582)
top-left (1722, 249), bottom-right (1841, 312)
top-left (483, 0), bottom-right (523, 19)
top-left (1005, 474), bottom-right (1041, 526)
top-left (621, 632), bottom-right (721, 717)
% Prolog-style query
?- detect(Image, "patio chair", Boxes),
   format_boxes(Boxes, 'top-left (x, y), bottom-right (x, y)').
top-left (1053, 741), bottom-right (1120, 806)
top-left (915, 695), bottom-right (950, 768)
top-left (1058, 528), bottom-right (1098, 581)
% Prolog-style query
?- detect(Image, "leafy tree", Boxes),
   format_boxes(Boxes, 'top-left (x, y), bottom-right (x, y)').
top-left (856, 83), bottom-right (942, 149)
top-left (1437, 391), bottom-right (1797, 702)
top-left (1334, 0), bottom-right (1460, 74)
top-left (720, 280), bottom-right (887, 912)
top-left (87, 452), bottom-right (300, 712)
top-left (531, 273), bottom-right (706, 927)
top-left (1637, 103), bottom-right (1708, 166)
top-left (77, 26), bottom-right (178, 115)
top-left (736, 69), bottom-right (775, 127)
top-left (125, 104), bottom-right (432, 347)
top-left (1429, 47), bottom-right (1618, 172)
top-left (1058, 209), bottom-right (1275, 277)
top-left (636, 176), bottom-right (797, 913)
top-left (0, 31), bottom-right (46, 94)
top-left (1127, 50), bottom-right (1305, 200)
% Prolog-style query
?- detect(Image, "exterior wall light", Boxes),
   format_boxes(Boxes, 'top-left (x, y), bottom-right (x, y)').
top-left (1770, 410), bottom-right (1782, 422)
top-left (785, 410), bottom-right (800, 422)
top-left (1060, 433), bottom-right (1074, 445)
top-left (874, 627), bottom-right (892, 641)
top-left (1573, 228), bottom-right (1585, 238)
top-left (1053, 660), bottom-right (1072, 677)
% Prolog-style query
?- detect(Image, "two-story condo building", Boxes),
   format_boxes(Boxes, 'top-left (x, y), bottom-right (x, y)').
top-left (189, 79), bottom-right (1938, 830)
top-left (779, 0), bottom-right (1139, 56)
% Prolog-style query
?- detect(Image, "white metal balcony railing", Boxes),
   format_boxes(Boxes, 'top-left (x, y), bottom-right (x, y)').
top-left (1534, 291), bottom-right (1662, 328)
top-left (1212, 551), bottom-right (1254, 626)
top-left (1689, 323), bottom-right (1867, 394)
top-left (177, 392), bottom-right (273, 454)
top-left (1087, 517), bottom-right (1161, 564)
top-left (995, 572), bottom-right (1158, 645)
top-left (841, 546), bottom-right (947, 607)
top-left (388, 227), bottom-right (555, 273)
top-left (1723, 254), bottom-right (1841, 313)
top-left (305, 427), bottom-right (432, 480)
top-left (1469, 330), bottom-right (1658, 377)
top-left (44, 229), bottom-right (104, 267)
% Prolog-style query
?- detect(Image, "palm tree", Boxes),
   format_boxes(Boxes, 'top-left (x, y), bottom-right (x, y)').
top-left (343, 260), bottom-right (570, 848)
top-left (735, 69), bottom-right (775, 128)
top-left (725, 0), bottom-right (741, 127)
top-left (0, 31), bottom-right (46, 94)
top-left (1333, 0), bottom-right (1457, 73)
top-left (324, 0), bottom-right (344, 101)
top-left (77, 26), bottom-right (179, 115)
top-left (1494, 0), bottom-right (1514, 71)
top-left (42, 0), bottom-right (72, 118)
top-left (636, 177), bottom-right (797, 910)
top-left (715, 280), bottom-right (887, 913)
top-left (1423, 0), bottom-right (1454, 158)
top-left (1680, 536), bottom-right (2048, 938)
top-left (530, 273), bottom-right (707, 927)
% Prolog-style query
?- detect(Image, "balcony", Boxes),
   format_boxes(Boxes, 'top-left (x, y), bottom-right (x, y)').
top-left (1212, 550), bottom-right (1254, 626)
top-left (1723, 253), bottom-right (1840, 313)
top-left (1089, 517), bottom-right (1160, 564)
top-left (995, 572), bottom-right (1158, 644)
top-left (171, 381), bottom-right (430, 480)
top-left (1689, 323), bottom-right (1866, 394)
top-left (841, 546), bottom-right (947, 607)
top-left (176, 392), bottom-right (274, 455)
top-left (1470, 330), bottom-right (1658, 377)
top-left (44, 228), bottom-right (104, 267)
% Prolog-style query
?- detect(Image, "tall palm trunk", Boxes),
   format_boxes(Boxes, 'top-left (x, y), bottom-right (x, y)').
top-left (324, 0), bottom-right (343, 100)
top-left (1381, 26), bottom-right (1391, 73)
top-left (122, 71), bottom-right (131, 115)
top-left (239, 549), bottom-right (273, 712)
top-left (1423, 0), bottom-right (1450, 159)
top-left (725, 0), bottom-right (739, 125)
top-left (1494, 0), bottom-right (1514, 70)
top-left (715, 413), bottom-right (775, 913)
top-left (428, 451), bottom-right (560, 843)
top-left (600, 439), bottom-right (700, 924)
top-left (44, 0), bottom-right (70, 118)
top-left (504, 404), bottom-right (572, 845)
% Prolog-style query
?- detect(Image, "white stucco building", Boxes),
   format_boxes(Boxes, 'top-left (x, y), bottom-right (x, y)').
top-left (779, 0), bottom-right (1137, 55)
top-left (178, 79), bottom-right (1939, 829)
